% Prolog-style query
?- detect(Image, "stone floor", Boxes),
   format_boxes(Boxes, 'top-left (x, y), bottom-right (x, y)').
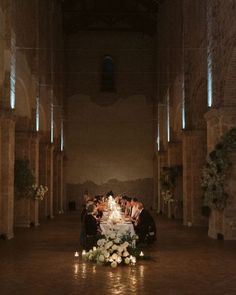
top-left (0, 213), bottom-right (236, 295)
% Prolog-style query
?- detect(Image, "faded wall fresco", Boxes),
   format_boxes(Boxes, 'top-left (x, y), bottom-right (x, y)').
top-left (64, 31), bottom-right (155, 209)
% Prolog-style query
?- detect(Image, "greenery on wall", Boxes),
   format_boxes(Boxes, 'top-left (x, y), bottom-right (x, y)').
top-left (14, 159), bottom-right (35, 198)
top-left (201, 128), bottom-right (236, 213)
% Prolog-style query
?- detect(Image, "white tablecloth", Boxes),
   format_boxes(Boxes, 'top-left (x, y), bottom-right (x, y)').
top-left (100, 222), bottom-right (135, 238)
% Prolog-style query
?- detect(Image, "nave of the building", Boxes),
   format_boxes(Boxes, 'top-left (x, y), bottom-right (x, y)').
top-left (0, 213), bottom-right (236, 295)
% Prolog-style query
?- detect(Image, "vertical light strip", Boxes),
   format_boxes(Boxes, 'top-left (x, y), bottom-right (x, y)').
top-left (10, 32), bottom-right (16, 109)
top-left (167, 90), bottom-right (170, 142)
top-left (182, 75), bottom-right (186, 129)
top-left (50, 101), bottom-right (54, 143)
top-left (207, 3), bottom-right (213, 107)
top-left (36, 95), bottom-right (40, 131)
top-left (60, 120), bottom-right (64, 151)
top-left (157, 123), bottom-right (160, 151)
top-left (157, 104), bottom-right (160, 151)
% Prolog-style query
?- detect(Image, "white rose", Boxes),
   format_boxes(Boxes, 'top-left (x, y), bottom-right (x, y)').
top-left (123, 241), bottom-right (129, 248)
top-left (111, 261), bottom-right (117, 268)
top-left (124, 257), bottom-right (130, 264)
top-left (112, 244), bottom-right (118, 251)
top-left (114, 238), bottom-right (120, 244)
top-left (110, 233), bottom-right (116, 239)
top-left (98, 255), bottom-right (105, 262)
top-left (123, 251), bottom-right (129, 257)
top-left (105, 241), bottom-right (113, 249)
top-left (117, 246), bottom-right (123, 253)
top-left (112, 253), bottom-right (118, 260)
top-left (103, 251), bottom-right (109, 258)
top-left (117, 256), bottom-right (122, 264)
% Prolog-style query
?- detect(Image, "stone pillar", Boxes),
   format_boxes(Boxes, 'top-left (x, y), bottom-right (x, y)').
top-left (205, 107), bottom-right (236, 239)
top-left (167, 142), bottom-right (183, 219)
top-left (30, 133), bottom-right (40, 226)
top-left (182, 130), bottom-right (208, 226)
top-left (0, 112), bottom-right (15, 239)
top-left (157, 151), bottom-right (167, 214)
top-left (14, 129), bottom-right (32, 227)
top-left (39, 142), bottom-right (48, 220)
top-left (46, 143), bottom-right (54, 219)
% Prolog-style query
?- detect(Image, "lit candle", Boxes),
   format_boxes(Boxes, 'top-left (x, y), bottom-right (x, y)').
top-left (93, 246), bottom-right (97, 251)
top-left (139, 251), bottom-right (144, 257)
top-left (82, 250), bottom-right (86, 256)
top-left (130, 256), bottom-right (136, 265)
top-left (74, 251), bottom-right (79, 258)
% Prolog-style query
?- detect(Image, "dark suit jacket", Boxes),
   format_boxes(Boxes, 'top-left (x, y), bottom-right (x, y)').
top-left (84, 214), bottom-right (98, 236)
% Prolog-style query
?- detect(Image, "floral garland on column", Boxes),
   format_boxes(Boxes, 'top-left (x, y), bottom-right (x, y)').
top-left (201, 128), bottom-right (236, 215)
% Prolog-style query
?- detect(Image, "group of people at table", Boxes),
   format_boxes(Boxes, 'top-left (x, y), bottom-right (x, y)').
top-left (80, 192), bottom-right (157, 250)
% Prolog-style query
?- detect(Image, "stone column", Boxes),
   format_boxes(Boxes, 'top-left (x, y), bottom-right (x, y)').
top-left (58, 151), bottom-right (65, 214)
top-left (0, 112), bottom-right (15, 239)
top-left (46, 143), bottom-right (54, 219)
top-left (205, 107), bottom-right (236, 240)
top-left (157, 151), bottom-right (167, 214)
top-left (30, 133), bottom-right (40, 226)
top-left (182, 130), bottom-right (208, 226)
top-left (39, 142), bottom-right (48, 220)
top-left (14, 127), bottom-right (35, 228)
top-left (167, 141), bottom-right (183, 219)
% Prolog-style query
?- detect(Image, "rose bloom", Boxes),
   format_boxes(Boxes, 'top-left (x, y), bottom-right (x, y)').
top-left (112, 253), bottom-right (118, 260)
top-left (124, 257), bottom-right (130, 264)
top-left (112, 244), bottom-right (118, 251)
top-left (111, 261), bottom-right (117, 268)
top-left (123, 251), bottom-right (129, 257)
top-left (98, 255), bottom-right (105, 262)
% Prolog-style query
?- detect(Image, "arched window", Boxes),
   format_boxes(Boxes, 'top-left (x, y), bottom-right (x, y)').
top-left (101, 56), bottom-right (115, 92)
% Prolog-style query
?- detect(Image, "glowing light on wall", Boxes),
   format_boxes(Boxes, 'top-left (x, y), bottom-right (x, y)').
top-left (157, 122), bottom-right (160, 151)
top-left (36, 95), bottom-right (40, 132)
top-left (60, 120), bottom-right (64, 151)
top-left (207, 3), bottom-right (213, 108)
top-left (207, 51), bottom-right (213, 107)
top-left (182, 76), bottom-right (186, 129)
top-left (167, 90), bottom-right (170, 142)
top-left (50, 102), bottom-right (54, 143)
top-left (10, 32), bottom-right (16, 109)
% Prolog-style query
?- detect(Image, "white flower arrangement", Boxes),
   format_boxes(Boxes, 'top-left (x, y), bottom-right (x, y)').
top-left (83, 229), bottom-right (139, 268)
top-left (31, 184), bottom-right (48, 201)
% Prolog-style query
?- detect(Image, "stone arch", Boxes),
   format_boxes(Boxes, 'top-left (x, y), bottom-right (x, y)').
top-left (15, 77), bottom-right (31, 119)
top-left (223, 46), bottom-right (236, 106)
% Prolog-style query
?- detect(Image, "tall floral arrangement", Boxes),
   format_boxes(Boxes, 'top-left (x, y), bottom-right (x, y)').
top-left (201, 128), bottom-right (236, 213)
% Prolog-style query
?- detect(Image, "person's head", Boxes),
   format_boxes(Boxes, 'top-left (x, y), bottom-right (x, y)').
top-left (131, 198), bottom-right (138, 206)
top-left (87, 203), bottom-right (96, 214)
top-left (137, 202), bottom-right (144, 211)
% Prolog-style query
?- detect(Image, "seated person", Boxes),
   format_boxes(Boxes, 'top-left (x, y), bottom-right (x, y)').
top-left (135, 203), bottom-right (157, 244)
top-left (84, 204), bottom-right (100, 250)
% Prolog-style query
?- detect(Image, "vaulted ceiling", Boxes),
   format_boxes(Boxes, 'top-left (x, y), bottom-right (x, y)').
top-left (62, 0), bottom-right (160, 35)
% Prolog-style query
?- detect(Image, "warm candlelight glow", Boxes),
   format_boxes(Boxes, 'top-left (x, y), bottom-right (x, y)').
top-left (82, 250), bottom-right (86, 256)
top-left (74, 251), bottom-right (79, 257)
top-left (93, 246), bottom-right (97, 251)
top-left (130, 256), bottom-right (136, 265)
top-left (139, 251), bottom-right (144, 257)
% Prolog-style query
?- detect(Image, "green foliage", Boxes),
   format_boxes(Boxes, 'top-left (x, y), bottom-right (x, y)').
top-left (160, 165), bottom-right (182, 192)
top-left (201, 128), bottom-right (236, 211)
top-left (14, 159), bottom-right (35, 198)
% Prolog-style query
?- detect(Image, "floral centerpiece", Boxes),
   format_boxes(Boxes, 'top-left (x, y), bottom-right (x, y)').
top-left (83, 229), bottom-right (139, 268)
